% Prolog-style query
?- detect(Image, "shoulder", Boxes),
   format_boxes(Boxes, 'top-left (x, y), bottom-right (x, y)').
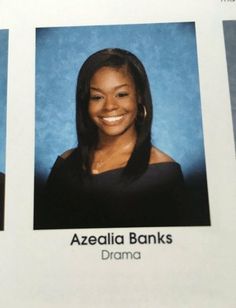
top-left (149, 146), bottom-right (175, 164)
top-left (47, 148), bottom-right (77, 183)
top-left (60, 148), bottom-right (76, 160)
top-left (147, 147), bottom-right (184, 183)
top-left (50, 148), bottom-right (77, 172)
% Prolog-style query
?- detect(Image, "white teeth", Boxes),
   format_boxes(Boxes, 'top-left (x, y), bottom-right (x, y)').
top-left (102, 115), bottom-right (123, 122)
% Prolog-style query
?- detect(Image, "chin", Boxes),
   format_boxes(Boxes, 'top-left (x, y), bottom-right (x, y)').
top-left (99, 124), bottom-right (135, 138)
top-left (101, 128), bottom-right (127, 137)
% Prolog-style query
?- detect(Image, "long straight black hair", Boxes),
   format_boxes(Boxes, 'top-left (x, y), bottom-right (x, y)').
top-left (76, 48), bottom-right (153, 181)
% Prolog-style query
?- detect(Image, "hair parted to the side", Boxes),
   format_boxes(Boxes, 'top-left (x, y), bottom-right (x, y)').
top-left (76, 48), bottom-right (153, 181)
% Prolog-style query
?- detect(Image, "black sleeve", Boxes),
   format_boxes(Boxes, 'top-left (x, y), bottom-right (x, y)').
top-left (34, 157), bottom-right (69, 229)
top-left (170, 167), bottom-right (189, 225)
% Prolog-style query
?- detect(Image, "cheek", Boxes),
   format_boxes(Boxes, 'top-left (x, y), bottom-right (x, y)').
top-left (88, 103), bottom-right (98, 118)
top-left (128, 100), bottom-right (138, 117)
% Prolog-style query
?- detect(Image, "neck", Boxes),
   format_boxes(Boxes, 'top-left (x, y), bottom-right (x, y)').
top-left (97, 130), bottom-right (137, 152)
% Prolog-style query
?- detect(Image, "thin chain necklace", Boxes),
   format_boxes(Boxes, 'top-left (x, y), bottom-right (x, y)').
top-left (92, 141), bottom-right (135, 174)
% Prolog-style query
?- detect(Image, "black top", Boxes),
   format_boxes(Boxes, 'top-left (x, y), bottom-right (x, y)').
top-left (35, 149), bottom-right (189, 229)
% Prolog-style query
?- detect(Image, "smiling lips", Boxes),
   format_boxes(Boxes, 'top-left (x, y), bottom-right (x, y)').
top-left (100, 114), bottom-right (125, 124)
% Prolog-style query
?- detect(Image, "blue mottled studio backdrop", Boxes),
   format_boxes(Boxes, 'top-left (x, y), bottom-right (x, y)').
top-left (223, 21), bottom-right (236, 151)
top-left (0, 29), bottom-right (8, 173)
top-left (35, 23), bottom-right (210, 225)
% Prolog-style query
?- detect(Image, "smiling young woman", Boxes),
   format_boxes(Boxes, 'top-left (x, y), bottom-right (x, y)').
top-left (88, 66), bottom-right (138, 173)
top-left (36, 48), bottom-right (189, 229)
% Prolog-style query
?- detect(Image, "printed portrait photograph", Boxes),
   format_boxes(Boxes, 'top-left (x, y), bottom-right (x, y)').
top-left (34, 22), bottom-right (211, 230)
top-left (223, 20), bottom-right (236, 152)
top-left (0, 29), bottom-right (8, 231)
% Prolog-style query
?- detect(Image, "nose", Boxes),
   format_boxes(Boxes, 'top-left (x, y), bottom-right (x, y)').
top-left (103, 95), bottom-right (118, 111)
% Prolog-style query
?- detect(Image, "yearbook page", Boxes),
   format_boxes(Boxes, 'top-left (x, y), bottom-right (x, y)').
top-left (0, 0), bottom-right (235, 307)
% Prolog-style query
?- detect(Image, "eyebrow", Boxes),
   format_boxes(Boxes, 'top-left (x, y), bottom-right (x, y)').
top-left (90, 83), bottom-right (129, 91)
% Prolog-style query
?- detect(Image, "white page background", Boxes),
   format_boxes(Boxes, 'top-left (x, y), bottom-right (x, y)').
top-left (0, 0), bottom-right (236, 307)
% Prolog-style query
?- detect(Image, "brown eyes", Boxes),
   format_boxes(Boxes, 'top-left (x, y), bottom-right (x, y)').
top-left (90, 95), bottom-right (102, 101)
top-left (90, 92), bottom-right (129, 101)
top-left (116, 92), bottom-right (128, 98)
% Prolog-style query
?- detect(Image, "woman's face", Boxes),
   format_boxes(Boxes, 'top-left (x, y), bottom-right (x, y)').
top-left (88, 66), bottom-right (138, 139)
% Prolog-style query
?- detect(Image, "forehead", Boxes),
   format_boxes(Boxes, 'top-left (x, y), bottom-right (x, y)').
top-left (90, 66), bottom-right (134, 86)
